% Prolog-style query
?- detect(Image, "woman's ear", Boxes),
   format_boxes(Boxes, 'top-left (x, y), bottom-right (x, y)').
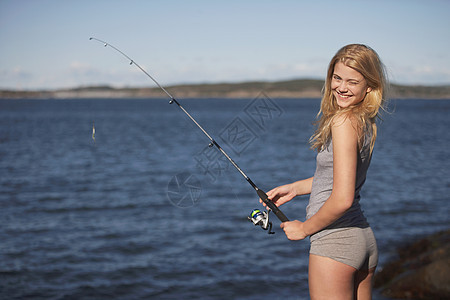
top-left (366, 86), bottom-right (372, 93)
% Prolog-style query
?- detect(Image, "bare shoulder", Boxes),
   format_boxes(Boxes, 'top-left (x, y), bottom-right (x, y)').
top-left (331, 113), bottom-right (358, 133)
top-left (331, 113), bottom-right (359, 146)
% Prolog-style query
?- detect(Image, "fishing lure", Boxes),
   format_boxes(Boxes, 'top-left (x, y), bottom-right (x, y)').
top-left (92, 121), bottom-right (96, 143)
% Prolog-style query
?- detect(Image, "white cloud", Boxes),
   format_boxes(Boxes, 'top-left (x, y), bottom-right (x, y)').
top-left (388, 62), bottom-right (450, 85)
top-left (0, 67), bottom-right (34, 90)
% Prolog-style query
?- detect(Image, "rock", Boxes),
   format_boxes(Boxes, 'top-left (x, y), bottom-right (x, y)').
top-left (374, 229), bottom-right (450, 299)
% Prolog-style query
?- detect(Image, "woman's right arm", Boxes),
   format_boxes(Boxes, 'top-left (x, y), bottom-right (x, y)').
top-left (264, 177), bottom-right (314, 207)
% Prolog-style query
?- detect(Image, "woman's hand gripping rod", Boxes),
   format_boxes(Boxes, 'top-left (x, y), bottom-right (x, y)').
top-left (89, 37), bottom-right (289, 227)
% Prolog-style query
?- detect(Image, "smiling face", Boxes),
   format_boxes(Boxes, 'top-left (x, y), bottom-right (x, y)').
top-left (331, 61), bottom-right (372, 108)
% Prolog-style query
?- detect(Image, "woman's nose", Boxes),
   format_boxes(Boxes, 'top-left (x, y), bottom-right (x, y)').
top-left (338, 81), bottom-right (348, 92)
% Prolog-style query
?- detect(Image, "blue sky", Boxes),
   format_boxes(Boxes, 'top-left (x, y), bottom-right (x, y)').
top-left (1, 0), bottom-right (449, 90)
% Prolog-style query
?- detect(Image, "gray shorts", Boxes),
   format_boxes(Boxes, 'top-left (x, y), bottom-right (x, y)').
top-left (310, 227), bottom-right (378, 270)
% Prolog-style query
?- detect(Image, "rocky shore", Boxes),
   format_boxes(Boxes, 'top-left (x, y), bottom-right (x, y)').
top-left (374, 229), bottom-right (450, 299)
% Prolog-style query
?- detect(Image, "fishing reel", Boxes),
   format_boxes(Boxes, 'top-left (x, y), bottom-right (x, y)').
top-left (248, 209), bottom-right (274, 234)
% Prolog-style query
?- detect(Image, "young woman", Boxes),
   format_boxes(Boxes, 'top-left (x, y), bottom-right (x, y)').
top-left (265, 44), bottom-right (387, 299)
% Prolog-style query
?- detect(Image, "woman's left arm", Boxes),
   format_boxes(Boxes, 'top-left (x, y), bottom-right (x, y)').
top-left (281, 115), bottom-right (358, 240)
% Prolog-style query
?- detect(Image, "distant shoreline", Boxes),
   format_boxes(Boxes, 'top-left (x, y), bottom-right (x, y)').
top-left (1, 79), bottom-right (449, 99)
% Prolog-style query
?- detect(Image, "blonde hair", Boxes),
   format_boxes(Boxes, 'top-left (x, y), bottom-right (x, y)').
top-left (310, 44), bottom-right (387, 153)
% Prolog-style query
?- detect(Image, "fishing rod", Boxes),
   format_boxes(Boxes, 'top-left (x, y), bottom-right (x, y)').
top-left (89, 37), bottom-right (289, 232)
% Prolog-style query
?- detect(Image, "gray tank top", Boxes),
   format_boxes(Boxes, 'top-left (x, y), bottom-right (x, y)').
top-left (306, 131), bottom-right (372, 242)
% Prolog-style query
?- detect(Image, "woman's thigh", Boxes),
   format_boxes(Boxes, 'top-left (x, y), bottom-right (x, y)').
top-left (309, 254), bottom-right (356, 300)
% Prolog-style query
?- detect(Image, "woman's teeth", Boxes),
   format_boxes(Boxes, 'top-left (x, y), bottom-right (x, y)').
top-left (337, 92), bottom-right (350, 98)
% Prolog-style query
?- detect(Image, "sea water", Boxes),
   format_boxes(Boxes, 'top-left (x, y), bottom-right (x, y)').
top-left (0, 98), bottom-right (449, 299)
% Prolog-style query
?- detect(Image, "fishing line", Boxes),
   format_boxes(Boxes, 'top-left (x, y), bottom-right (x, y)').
top-left (89, 37), bottom-right (289, 231)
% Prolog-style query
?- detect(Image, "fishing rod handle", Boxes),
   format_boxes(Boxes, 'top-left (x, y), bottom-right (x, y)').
top-left (256, 189), bottom-right (289, 222)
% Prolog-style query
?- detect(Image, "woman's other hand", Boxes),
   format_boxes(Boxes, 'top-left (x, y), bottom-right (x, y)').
top-left (280, 220), bottom-right (308, 240)
top-left (260, 183), bottom-right (298, 207)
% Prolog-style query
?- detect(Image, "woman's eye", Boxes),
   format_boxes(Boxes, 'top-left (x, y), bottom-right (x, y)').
top-left (333, 75), bottom-right (341, 80)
